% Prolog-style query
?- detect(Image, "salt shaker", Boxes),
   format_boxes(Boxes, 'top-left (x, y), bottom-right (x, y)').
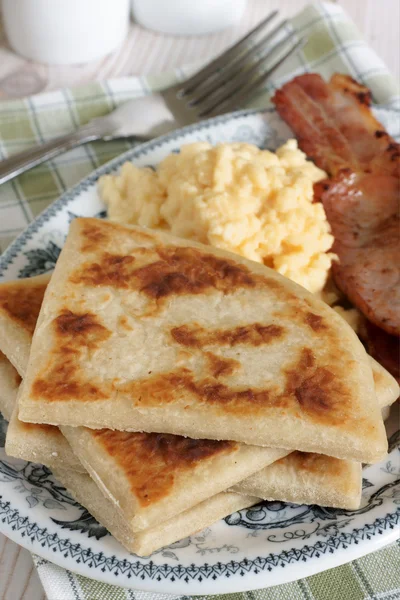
top-left (2, 0), bottom-right (131, 65)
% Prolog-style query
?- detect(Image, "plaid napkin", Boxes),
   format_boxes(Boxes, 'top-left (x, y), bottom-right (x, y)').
top-left (1, 2), bottom-right (399, 598)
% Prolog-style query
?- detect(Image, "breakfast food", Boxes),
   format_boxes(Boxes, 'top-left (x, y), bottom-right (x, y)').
top-left (0, 351), bottom-right (20, 421)
top-left (60, 425), bottom-right (286, 531)
top-left (17, 218), bottom-right (386, 462)
top-left (99, 140), bottom-right (334, 294)
top-left (4, 358), bottom-right (394, 520)
top-left (0, 273), bottom-right (50, 374)
top-left (51, 468), bottom-right (259, 557)
top-left (273, 73), bottom-right (400, 378)
top-left (3, 267), bottom-right (397, 553)
top-left (4, 273), bottom-right (397, 531)
top-left (232, 451), bottom-right (362, 510)
top-left (2, 75), bottom-right (398, 557)
top-left (0, 281), bottom-right (263, 554)
top-left (0, 274), bottom-right (287, 502)
top-left (0, 275), bottom-right (84, 471)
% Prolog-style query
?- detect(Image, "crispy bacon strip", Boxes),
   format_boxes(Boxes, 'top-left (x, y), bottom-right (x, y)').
top-left (316, 171), bottom-right (400, 335)
top-left (273, 75), bottom-right (357, 174)
top-left (273, 73), bottom-right (400, 176)
top-left (273, 74), bottom-right (400, 337)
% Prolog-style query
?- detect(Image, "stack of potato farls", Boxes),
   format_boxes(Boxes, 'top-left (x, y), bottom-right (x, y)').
top-left (1, 218), bottom-right (398, 556)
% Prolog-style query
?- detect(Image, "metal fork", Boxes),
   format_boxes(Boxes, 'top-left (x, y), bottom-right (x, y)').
top-left (0, 11), bottom-right (305, 185)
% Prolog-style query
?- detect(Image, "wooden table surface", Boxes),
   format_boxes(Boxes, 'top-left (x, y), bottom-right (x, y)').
top-left (0, 1), bottom-right (399, 598)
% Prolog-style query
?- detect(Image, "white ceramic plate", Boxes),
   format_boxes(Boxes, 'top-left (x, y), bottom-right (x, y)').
top-left (0, 108), bottom-right (399, 595)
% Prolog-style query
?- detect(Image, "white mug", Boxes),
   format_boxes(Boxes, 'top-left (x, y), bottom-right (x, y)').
top-left (2, 0), bottom-right (130, 65)
top-left (131, 0), bottom-right (247, 36)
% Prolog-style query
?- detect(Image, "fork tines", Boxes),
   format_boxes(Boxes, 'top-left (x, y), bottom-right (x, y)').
top-left (179, 11), bottom-right (306, 118)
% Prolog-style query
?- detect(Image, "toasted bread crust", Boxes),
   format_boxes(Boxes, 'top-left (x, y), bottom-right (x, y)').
top-left (91, 430), bottom-right (237, 506)
top-left (0, 276), bottom-right (48, 335)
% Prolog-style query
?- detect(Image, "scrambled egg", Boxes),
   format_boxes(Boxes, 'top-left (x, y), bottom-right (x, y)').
top-left (99, 140), bottom-right (336, 294)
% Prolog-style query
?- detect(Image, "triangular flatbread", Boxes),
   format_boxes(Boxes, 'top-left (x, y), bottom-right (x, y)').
top-left (0, 274), bottom-right (289, 507)
top-left (0, 281), bottom-right (259, 557)
top-left (60, 424), bottom-right (286, 531)
top-left (18, 218), bottom-right (387, 462)
top-left (52, 468), bottom-right (259, 557)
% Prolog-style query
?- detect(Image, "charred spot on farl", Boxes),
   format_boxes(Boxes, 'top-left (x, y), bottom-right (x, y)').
top-left (170, 323), bottom-right (285, 348)
top-left (80, 221), bottom-right (110, 253)
top-left (304, 312), bottom-right (327, 332)
top-left (92, 429), bottom-right (236, 505)
top-left (283, 347), bottom-right (349, 424)
top-left (70, 253), bottom-right (137, 288)
top-left (69, 245), bottom-right (272, 301)
top-left (31, 310), bottom-right (111, 402)
top-left (136, 247), bottom-right (258, 299)
top-left (54, 309), bottom-right (111, 348)
top-left (204, 352), bottom-right (240, 378)
top-left (0, 282), bottom-right (47, 334)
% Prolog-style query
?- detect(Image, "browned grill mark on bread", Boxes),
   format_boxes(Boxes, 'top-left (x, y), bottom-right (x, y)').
top-left (283, 348), bottom-right (349, 423)
top-left (117, 368), bottom-right (276, 411)
top-left (91, 430), bottom-right (236, 506)
top-left (31, 306), bottom-right (351, 424)
top-left (304, 312), bottom-right (328, 332)
top-left (117, 347), bottom-right (350, 425)
top-left (54, 310), bottom-right (111, 348)
top-left (140, 247), bottom-right (259, 298)
top-left (0, 280), bottom-right (47, 335)
top-left (80, 219), bottom-right (155, 247)
top-left (32, 310), bottom-right (111, 401)
top-left (204, 352), bottom-right (240, 378)
top-left (70, 253), bottom-right (137, 288)
top-left (70, 245), bottom-right (282, 301)
top-left (80, 221), bottom-right (110, 253)
top-left (171, 323), bottom-right (285, 348)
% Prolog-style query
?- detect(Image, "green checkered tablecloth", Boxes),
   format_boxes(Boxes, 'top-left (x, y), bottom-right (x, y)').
top-left (1, 2), bottom-right (399, 599)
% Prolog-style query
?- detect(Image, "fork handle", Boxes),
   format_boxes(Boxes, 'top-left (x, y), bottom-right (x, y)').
top-left (0, 126), bottom-right (100, 186)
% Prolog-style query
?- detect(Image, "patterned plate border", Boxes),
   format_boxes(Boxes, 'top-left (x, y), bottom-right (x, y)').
top-left (0, 498), bottom-right (398, 590)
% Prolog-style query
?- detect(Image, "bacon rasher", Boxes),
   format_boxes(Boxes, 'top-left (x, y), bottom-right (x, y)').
top-left (273, 74), bottom-right (400, 339)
